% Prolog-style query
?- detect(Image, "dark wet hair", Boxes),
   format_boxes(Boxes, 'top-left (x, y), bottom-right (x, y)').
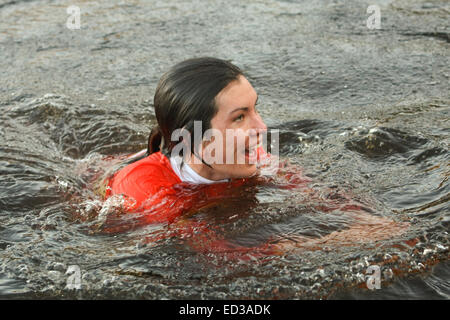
top-left (147, 57), bottom-right (244, 161)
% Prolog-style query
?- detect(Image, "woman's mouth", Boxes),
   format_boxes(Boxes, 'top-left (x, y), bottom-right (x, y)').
top-left (244, 142), bottom-right (261, 163)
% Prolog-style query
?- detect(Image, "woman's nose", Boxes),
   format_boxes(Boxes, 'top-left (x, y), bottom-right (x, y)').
top-left (247, 113), bottom-right (267, 141)
top-left (252, 113), bottom-right (267, 134)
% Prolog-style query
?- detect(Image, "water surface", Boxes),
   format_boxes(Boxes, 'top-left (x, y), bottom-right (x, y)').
top-left (0, 0), bottom-right (448, 299)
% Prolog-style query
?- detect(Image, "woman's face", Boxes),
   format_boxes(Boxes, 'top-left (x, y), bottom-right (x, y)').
top-left (189, 75), bottom-right (267, 180)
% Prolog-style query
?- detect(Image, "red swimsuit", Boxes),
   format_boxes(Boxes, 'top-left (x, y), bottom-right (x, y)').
top-left (104, 151), bottom-right (257, 223)
top-left (103, 149), bottom-right (280, 258)
top-left (101, 148), bottom-right (365, 259)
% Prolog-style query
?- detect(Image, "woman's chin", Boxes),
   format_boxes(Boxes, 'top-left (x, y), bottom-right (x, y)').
top-left (229, 164), bottom-right (258, 179)
top-left (208, 161), bottom-right (258, 180)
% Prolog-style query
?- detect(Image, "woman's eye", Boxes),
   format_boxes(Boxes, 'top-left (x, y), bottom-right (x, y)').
top-left (234, 114), bottom-right (244, 122)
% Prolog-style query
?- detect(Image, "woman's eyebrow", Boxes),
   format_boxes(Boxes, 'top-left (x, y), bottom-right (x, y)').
top-left (229, 107), bottom-right (248, 115)
top-left (228, 95), bottom-right (259, 115)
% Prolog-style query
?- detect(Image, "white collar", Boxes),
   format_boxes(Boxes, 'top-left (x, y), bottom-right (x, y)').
top-left (169, 156), bottom-right (229, 184)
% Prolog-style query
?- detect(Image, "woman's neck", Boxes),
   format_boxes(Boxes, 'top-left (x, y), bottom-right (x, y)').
top-left (186, 154), bottom-right (229, 181)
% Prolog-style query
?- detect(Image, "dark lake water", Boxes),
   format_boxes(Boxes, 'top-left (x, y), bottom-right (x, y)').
top-left (0, 0), bottom-right (448, 299)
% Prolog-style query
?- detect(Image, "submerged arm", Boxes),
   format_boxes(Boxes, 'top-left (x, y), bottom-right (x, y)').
top-left (258, 151), bottom-right (410, 251)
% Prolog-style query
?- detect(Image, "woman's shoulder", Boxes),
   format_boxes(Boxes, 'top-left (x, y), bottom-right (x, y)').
top-left (105, 152), bottom-right (182, 204)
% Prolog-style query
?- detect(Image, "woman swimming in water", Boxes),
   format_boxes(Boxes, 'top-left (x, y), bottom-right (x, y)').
top-left (106, 57), bottom-right (271, 212)
top-left (99, 57), bottom-right (408, 257)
